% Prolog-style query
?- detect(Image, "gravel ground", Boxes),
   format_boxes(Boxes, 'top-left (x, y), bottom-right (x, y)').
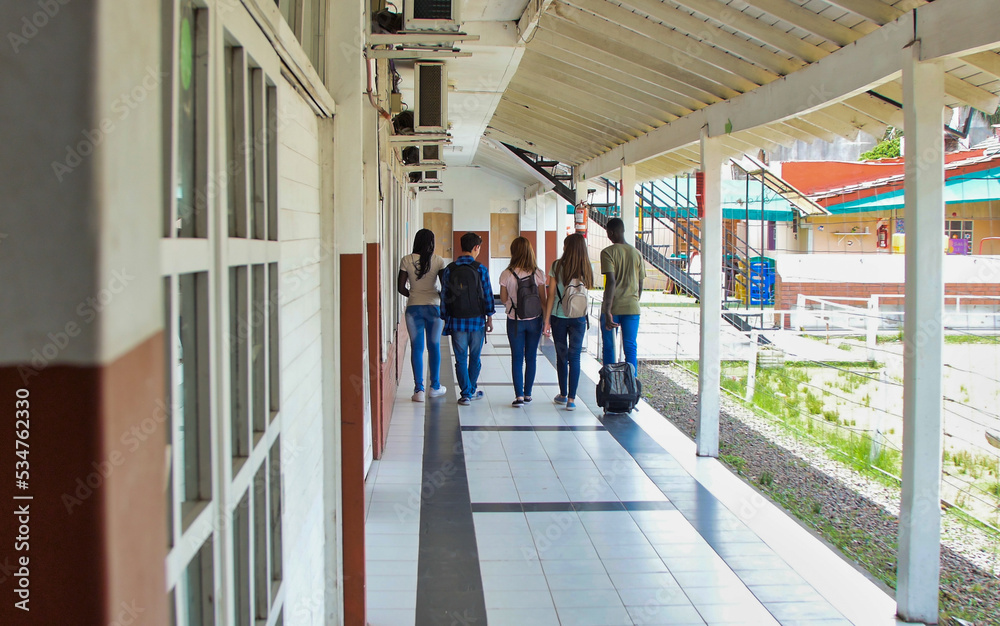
top-left (639, 363), bottom-right (1000, 624)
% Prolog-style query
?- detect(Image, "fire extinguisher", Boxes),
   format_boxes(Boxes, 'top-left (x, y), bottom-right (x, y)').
top-left (877, 223), bottom-right (889, 249)
top-left (574, 202), bottom-right (589, 238)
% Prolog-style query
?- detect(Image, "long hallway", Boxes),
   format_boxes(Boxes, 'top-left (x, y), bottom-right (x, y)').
top-left (364, 319), bottom-right (909, 626)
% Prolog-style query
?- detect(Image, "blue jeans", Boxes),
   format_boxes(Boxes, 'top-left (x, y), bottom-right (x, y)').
top-left (506, 317), bottom-right (542, 398)
top-left (450, 327), bottom-right (485, 399)
top-left (405, 305), bottom-right (443, 393)
top-left (551, 316), bottom-right (587, 400)
top-left (601, 313), bottom-right (640, 371)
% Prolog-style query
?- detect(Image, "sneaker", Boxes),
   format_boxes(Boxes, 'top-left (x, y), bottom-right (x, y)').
top-left (428, 386), bottom-right (448, 398)
top-left (471, 390), bottom-right (485, 401)
top-left (565, 400), bottom-right (576, 411)
top-left (458, 397), bottom-right (471, 406)
top-left (512, 397), bottom-right (524, 407)
top-left (411, 390), bottom-right (425, 402)
top-left (523, 396), bottom-right (532, 404)
top-left (553, 394), bottom-right (568, 404)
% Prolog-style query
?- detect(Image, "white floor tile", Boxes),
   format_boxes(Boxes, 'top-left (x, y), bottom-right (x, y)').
top-left (486, 607), bottom-right (560, 626)
top-left (484, 589), bottom-right (555, 609)
top-left (544, 572), bottom-right (616, 590)
top-left (555, 604), bottom-right (632, 626)
top-left (366, 608), bottom-right (415, 626)
top-left (366, 340), bottom-right (901, 626)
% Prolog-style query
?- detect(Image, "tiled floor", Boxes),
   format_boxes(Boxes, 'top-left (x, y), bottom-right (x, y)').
top-left (365, 319), bottom-right (912, 625)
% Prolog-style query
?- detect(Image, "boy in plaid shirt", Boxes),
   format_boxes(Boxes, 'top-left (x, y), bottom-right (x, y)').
top-left (440, 232), bottom-right (496, 405)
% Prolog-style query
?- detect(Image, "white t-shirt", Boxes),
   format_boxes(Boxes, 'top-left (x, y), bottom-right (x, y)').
top-left (399, 253), bottom-right (445, 306)
top-left (499, 267), bottom-right (546, 320)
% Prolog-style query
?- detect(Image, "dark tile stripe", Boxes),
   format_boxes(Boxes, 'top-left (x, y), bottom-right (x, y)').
top-left (539, 340), bottom-right (846, 622)
top-left (471, 501), bottom-right (677, 513)
top-left (415, 344), bottom-right (487, 626)
top-left (461, 425), bottom-right (606, 432)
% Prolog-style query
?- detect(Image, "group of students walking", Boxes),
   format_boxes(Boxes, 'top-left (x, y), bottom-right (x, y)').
top-left (397, 218), bottom-right (644, 410)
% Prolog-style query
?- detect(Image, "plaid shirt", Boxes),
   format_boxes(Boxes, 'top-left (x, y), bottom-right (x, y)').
top-left (440, 255), bottom-right (495, 335)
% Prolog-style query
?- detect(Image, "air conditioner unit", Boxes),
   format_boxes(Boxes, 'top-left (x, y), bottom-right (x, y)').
top-left (414, 61), bottom-right (447, 133)
top-left (422, 144), bottom-right (440, 180)
top-left (404, 0), bottom-right (461, 32)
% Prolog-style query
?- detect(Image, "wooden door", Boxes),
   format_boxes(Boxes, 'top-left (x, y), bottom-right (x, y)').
top-left (490, 212), bottom-right (519, 258)
top-left (423, 212), bottom-right (453, 260)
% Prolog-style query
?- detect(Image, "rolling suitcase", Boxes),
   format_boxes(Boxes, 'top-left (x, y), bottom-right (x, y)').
top-left (596, 327), bottom-right (642, 414)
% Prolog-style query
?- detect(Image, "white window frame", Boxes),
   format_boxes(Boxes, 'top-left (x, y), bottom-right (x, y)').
top-left (163, 4), bottom-right (285, 625)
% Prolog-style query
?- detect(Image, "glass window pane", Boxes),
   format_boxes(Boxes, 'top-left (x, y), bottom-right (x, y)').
top-left (169, 588), bottom-right (177, 626)
top-left (179, 272), bottom-right (211, 515)
top-left (230, 266), bottom-right (249, 462)
top-left (252, 265), bottom-right (266, 435)
top-left (175, 2), bottom-right (206, 238)
top-left (269, 439), bottom-right (283, 586)
top-left (229, 46), bottom-right (248, 238)
top-left (184, 539), bottom-right (214, 626)
top-left (254, 465), bottom-right (269, 618)
top-left (268, 263), bottom-right (280, 417)
top-left (251, 68), bottom-right (266, 240)
top-left (234, 493), bottom-right (251, 625)
top-left (267, 85), bottom-right (278, 241)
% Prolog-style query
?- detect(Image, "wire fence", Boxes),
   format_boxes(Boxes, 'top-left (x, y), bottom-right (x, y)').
top-left (633, 304), bottom-right (1000, 530)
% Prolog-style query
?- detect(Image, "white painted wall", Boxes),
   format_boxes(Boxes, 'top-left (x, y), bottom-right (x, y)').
top-left (0, 0), bottom-right (162, 366)
top-left (774, 253), bottom-right (1000, 283)
top-left (275, 81), bottom-right (328, 625)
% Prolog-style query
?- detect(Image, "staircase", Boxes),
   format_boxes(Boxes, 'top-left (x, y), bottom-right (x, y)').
top-left (591, 177), bottom-right (772, 339)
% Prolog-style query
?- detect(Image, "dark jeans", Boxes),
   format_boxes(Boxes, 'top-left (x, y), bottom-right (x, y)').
top-left (551, 316), bottom-right (587, 400)
top-left (506, 317), bottom-right (542, 398)
top-left (450, 327), bottom-right (485, 399)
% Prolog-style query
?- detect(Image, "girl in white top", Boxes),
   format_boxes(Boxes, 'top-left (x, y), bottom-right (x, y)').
top-left (498, 237), bottom-right (547, 407)
top-left (397, 229), bottom-right (447, 402)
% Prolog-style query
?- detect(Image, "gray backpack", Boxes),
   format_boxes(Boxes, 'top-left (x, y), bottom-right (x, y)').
top-left (554, 262), bottom-right (589, 318)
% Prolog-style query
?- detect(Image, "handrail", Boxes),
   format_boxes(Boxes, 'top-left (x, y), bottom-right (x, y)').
top-left (980, 237), bottom-right (1000, 254)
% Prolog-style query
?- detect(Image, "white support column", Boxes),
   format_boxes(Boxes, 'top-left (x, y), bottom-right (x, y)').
top-left (620, 163), bottom-right (637, 243)
top-left (898, 44), bottom-right (945, 625)
top-left (697, 128), bottom-right (724, 458)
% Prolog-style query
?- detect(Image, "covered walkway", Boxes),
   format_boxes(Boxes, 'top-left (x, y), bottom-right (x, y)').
top-left (364, 318), bottom-right (905, 625)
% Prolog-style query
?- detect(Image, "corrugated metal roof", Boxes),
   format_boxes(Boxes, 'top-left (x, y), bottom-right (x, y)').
top-left (487, 0), bottom-right (1000, 180)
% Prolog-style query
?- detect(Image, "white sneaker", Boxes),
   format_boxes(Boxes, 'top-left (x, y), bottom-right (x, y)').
top-left (428, 386), bottom-right (447, 397)
top-left (411, 391), bottom-right (425, 402)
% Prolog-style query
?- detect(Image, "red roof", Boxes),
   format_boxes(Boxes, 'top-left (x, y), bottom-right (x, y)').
top-left (782, 149), bottom-right (1000, 207)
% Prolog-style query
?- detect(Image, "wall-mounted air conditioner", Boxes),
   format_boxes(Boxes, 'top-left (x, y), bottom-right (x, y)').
top-left (422, 145), bottom-right (441, 181)
top-left (414, 61), bottom-right (447, 133)
top-left (404, 0), bottom-right (461, 32)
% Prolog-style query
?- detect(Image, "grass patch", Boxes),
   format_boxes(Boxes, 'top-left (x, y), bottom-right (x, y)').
top-left (804, 392), bottom-right (823, 415)
top-left (758, 471), bottom-right (774, 487)
top-left (877, 330), bottom-right (905, 344)
top-left (945, 334), bottom-right (1000, 345)
top-left (720, 454), bottom-right (746, 473)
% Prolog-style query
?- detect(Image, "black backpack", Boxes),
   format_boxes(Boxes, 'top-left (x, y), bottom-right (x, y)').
top-left (596, 362), bottom-right (642, 414)
top-left (445, 262), bottom-right (486, 319)
top-left (512, 271), bottom-right (542, 319)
